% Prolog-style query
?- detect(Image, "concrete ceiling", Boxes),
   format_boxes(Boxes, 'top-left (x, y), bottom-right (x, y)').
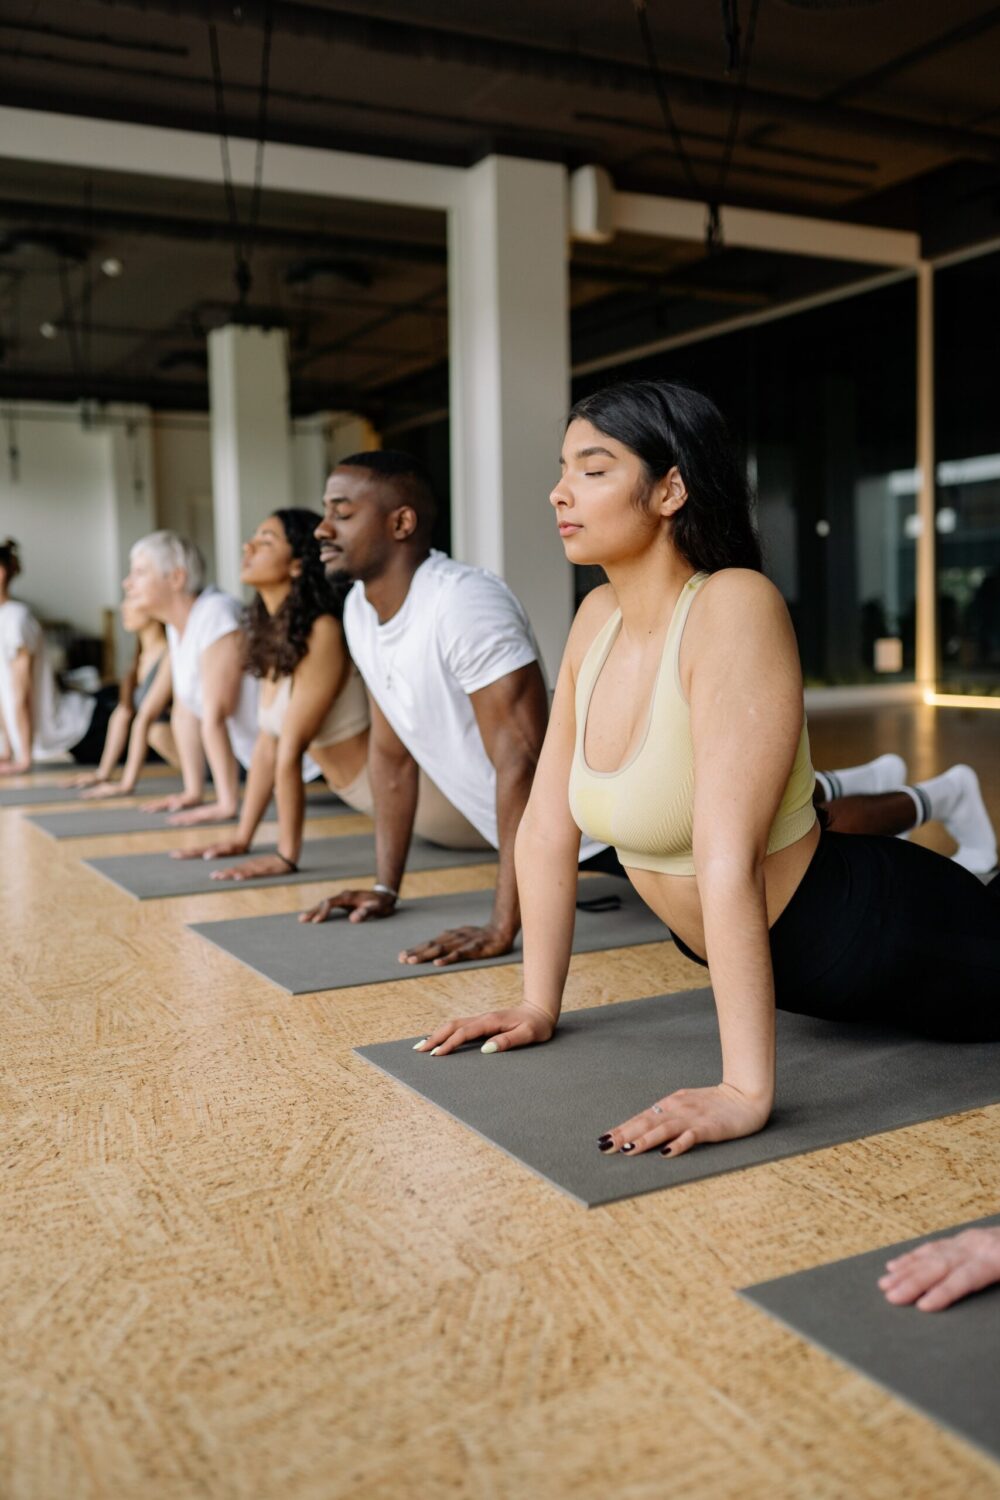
top-left (2, 0), bottom-right (1000, 418)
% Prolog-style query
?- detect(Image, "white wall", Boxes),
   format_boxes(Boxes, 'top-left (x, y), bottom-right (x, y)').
top-left (0, 403), bottom-right (153, 642)
top-left (151, 413), bottom-right (216, 583)
top-left (153, 410), bottom-right (366, 585)
top-left (0, 403), bottom-right (370, 650)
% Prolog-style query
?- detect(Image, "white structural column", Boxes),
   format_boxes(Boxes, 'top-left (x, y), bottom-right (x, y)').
top-left (105, 406), bottom-right (156, 675)
top-left (448, 156), bottom-right (573, 677)
top-left (915, 262), bottom-right (937, 690)
top-left (208, 325), bottom-right (293, 596)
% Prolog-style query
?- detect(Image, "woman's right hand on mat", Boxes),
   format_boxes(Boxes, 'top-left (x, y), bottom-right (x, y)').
top-left (298, 888), bottom-right (397, 924)
top-left (142, 792), bottom-right (200, 814)
top-left (414, 1003), bottom-right (556, 1057)
top-left (80, 780), bottom-right (131, 800)
top-left (170, 838), bottom-right (248, 862)
top-left (63, 770), bottom-right (100, 789)
top-left (878, 1227), bottom-right (1000, 1312)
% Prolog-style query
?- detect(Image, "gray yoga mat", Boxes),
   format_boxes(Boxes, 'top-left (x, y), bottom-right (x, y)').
top-left (85, 834), bottom-right (497, 900)
top-left (0, 775), bottom-right (186, 808)
top-left (188, 877), bottom-right (666, 993)
top-left (742, 1213), bottom-right (1000, 1462)
top-left (27, 789), bottom-right (349, 839)
top-left (356, 988), bottom-right (1000, 1208)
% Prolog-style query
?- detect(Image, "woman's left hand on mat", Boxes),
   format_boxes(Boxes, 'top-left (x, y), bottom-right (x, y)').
top-left (599, 1082), bottom-right (771, 1159)
top-left (399, 922), bottom-right (514, 967)
top-left (209, 854), bottom-right (291, 882)
top-left (166, 801), bottom-right (237, 827)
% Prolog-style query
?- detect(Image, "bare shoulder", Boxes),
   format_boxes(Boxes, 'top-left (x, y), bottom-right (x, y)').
top-left (565, 583), bottom-right (618, 671)
top-left (304, 612), bottom-right (345, 655)
top-left (693, 568), bottom-right (792, 638)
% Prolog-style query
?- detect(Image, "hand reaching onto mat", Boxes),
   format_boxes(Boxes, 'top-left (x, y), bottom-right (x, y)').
top-left (878, 1227), bottom-right (1000, 1312)
top-left (298, 887), bottom-right (397, 924)
top-left (399, 922), bottom-right (515, 968)
top-left (142, 791), bottom-right (201, 814)
top-left (80, 780), bottom-right (133, 800)
top-left (209, 853), bottom-right (295, 882)
top-left (598, 1082), bottom-right (771, 1160)
top-left (62, 769), bottom-right (101, 789)
top-left (170, 838), bottom-right (248, 863)
top-left (414, 1002), bottom-right (556, 1056)
top-left (0, 757), bottom-right (30, 776)
top-left (166, 800), bottom-right (238, 827)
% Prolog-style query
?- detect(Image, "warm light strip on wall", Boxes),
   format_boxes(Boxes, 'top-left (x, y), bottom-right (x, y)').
top-left (923, 691), bottom-right (1000, 710)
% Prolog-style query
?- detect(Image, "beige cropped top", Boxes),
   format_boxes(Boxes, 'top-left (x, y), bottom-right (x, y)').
top-left (257, 664), bottom-right (370, 748)
top-left (568, 571), bottom-right (817, 876)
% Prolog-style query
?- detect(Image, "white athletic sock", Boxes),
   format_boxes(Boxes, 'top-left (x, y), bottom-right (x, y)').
top-left (814, 770), bottom-right (834, 801)
top-left (899, 784), bottom-right (929, 827)
top-left (913, 764), bottom-right (998, 875)
top-left (819, 753), bottom-right (908, 800)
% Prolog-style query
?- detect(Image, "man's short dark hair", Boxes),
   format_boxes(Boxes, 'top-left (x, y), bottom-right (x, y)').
top-left (336, 449), bottom-right (437, 536)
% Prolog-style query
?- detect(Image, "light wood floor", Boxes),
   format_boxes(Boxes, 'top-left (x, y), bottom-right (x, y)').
top-left (2, 704), bottom-right (998, 1500)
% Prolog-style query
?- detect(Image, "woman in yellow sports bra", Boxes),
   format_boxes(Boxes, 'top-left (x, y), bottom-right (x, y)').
top-left (418, 380), bottom-right (1000, 1162)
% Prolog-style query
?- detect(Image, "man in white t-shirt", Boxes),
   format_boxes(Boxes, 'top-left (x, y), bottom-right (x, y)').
top-left (302, 450), bottom-right (611, 965)
top-left (122, 531), bottom-right (258, 827)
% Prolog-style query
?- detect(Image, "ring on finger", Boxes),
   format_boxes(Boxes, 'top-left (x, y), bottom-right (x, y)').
top-left (650, 1103), bottom-right (663, 1116)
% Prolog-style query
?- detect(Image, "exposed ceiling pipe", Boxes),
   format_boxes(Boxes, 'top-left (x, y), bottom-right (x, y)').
top-left (85, 0), bottom-right (1000, 163)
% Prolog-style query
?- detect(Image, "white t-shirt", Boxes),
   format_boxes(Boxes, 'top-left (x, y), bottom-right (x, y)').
top-left (166, 587), bottom-right (259, 770)
top-left (0, 601), bottom-right (92, 762)
top-left (344, 550), bottom-right (603, 858)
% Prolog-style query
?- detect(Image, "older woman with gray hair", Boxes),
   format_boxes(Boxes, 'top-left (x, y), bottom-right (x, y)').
top-left (122, 530), bottom-right (258, 827)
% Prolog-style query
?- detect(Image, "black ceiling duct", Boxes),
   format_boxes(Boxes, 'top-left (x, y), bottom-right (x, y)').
top-left (0, 229), bottom-right (89, 262)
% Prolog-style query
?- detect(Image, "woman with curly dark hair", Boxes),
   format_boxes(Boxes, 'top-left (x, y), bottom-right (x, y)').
top-left (174, 508), bottom-right (370, 879)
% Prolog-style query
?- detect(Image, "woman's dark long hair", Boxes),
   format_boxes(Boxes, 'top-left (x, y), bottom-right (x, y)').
top-left (568, 381), bottom-right (762, 574)
top-left (0, 537), bottom-right (22, 581)
top-left (243, 509), bottom-right (347, 679)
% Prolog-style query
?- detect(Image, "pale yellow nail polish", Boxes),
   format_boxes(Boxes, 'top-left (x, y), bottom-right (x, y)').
top-left (481, 1041), bottom-right (498, 1055)
top-left (412, 1040), bottom-right (427, 1050)
top-left (430, 1046), bottom-right (441, 1056)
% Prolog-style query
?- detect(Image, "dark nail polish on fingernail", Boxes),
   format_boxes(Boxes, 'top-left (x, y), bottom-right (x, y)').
top-left (598, 1140), bottom-right (615, 1154)
top-left (620, 1142), bottom-right (635, 1153)
top-left (659, 1145), bottom-right (672, 1156)
top-left (597, 1133), bottom-right (612, 1144)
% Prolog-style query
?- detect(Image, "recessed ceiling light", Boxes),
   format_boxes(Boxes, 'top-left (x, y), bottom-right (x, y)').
top-left (101, 257), bottom-right (124, 278)
top-left (39, 321), bottom-right (58, 339)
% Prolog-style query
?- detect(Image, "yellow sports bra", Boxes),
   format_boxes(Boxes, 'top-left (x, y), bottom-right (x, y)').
top-left (568, 571), bottom-right (817, 876)
top-left (257, 665), bottom-right (370, 749)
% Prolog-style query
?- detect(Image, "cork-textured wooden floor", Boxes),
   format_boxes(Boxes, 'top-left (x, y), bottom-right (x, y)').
top-left (2, 703), bottom-right (998, 1500)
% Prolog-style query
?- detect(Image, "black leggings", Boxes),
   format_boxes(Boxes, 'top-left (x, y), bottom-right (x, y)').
top-left (68, 685), bottom-right (118, 765)
top-left (673, 832), bottom-right (1000, 1042)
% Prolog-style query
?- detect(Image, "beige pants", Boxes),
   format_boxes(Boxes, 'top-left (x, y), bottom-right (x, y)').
top-left (334, 763), bottom-right (492, 852)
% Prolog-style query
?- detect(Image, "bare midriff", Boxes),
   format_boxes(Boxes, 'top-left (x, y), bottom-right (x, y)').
top-left (310, 728), bottom-right (369, 792)
top-left (626, 819), bottom-right (821, 963)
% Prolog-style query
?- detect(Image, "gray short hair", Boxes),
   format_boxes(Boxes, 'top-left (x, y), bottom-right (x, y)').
top-left (131, 530), bottom-right (206, 594)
